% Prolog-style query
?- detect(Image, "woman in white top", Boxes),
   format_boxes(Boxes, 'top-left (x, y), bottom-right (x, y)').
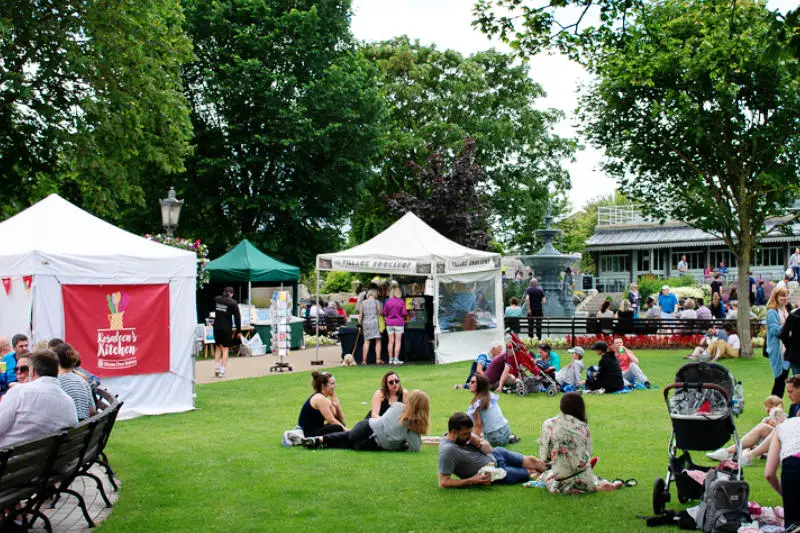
top-left (710, 323), bottom-right (740, 361)
top-left (679, 299), bottom-right (697, 319)
top-left (765, 414), bottom-right (800, 528)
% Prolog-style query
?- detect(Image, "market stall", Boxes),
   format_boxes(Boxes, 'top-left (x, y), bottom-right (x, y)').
top-left (316, 212), bottom-right (503, 364)
top-left (0, 194), bottom-right (197, 419)
top-left (204, 239), bottom-right (300, 316)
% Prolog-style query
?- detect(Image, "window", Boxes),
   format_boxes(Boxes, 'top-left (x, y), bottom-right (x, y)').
top-left (652, 249), bottom-right (667, 272)
top-left (599, 254), bottom-right (630, 273)
top-left (671, 251), bottom-right (704, 270)
top-left (637, 251), bottom-right (650, 272)
top-left (710, 249), bottom-right (737, 269)
top-left (753, 247), bottom-right (783, 267)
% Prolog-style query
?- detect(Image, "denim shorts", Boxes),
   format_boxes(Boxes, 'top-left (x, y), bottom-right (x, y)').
top-left (386, 326), bottom-right (404, 334)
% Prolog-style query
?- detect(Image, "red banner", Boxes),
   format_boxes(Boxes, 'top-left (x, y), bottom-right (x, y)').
top-left (62, 284), bottom-right (170, 377)
top-left (2, 278), bottom-right (10, 296)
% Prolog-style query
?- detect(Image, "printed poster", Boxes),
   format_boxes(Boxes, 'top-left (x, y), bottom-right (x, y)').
top-left (62, 284), bottom-right (170, 377)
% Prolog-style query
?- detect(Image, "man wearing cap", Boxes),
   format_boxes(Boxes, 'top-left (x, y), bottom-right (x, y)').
top-left (658, 286), bottom-right (678, 319)
top-left (583, 341), bottom-right (624, 393)
top-left (555, 347), bottom-right (585, 389)
top-left (644, 297), bottom-right (661, 319)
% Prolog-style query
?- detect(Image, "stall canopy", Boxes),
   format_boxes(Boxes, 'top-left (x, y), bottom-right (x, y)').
top-left (0, 194), bottom-right (197, 420)
top-left (316, 212), bottom-right (504, 363)
top-left (206, 239), bottom-right (300, 312)
top-left (206, 239), bottom-right (300, 282)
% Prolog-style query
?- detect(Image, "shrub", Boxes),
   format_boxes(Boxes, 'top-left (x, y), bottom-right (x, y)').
top-left (636, 274), bottom-right (698, 300)
top-left (322, 271), bottom-right (356, 293)
top-left (343, 303), bottom-right (356, 315)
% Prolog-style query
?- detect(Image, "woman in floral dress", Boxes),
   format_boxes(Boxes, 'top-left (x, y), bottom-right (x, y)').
top-left (538, 393), bottom-right (621, 494)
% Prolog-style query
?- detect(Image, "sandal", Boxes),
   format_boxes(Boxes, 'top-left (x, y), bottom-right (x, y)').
top-left (612, 478), bottom-right (638, 488)
top-left (376, 360), bottom-right (385, 365)
top-left (508, 434), bottom-right (521, 444)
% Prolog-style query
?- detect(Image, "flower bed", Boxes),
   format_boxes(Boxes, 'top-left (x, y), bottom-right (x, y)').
top-left (522, 334), bottom-right (705, 350)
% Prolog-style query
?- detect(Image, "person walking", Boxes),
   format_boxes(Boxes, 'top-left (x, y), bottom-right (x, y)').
top-left (791, 248), bottom-right (800, 282)
top-left (767, 288), bottom-right (792, 397)
top-left (525, 278), bottom-right (546, 340)
top-left (213, 286), bottom-right (242, 378)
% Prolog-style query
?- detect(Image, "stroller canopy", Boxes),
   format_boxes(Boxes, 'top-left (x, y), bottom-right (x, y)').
top-left (674, 362), bottom-right (735, 399)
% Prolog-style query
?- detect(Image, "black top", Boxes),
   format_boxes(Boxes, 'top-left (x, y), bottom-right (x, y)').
top-left (790, 402), bottom-right (799, 419)
top-left (592, 352), bottom-right (624, 393)
top-left (214, 295), bottom-right (242, 331)
top-left (298, 393), bottom-right (326, 433)
top-left (365, 390), bottom-right (403, 419)
top-left (710, 280), bottom-right (722, 296)
top-left (525, 286), bottom-right (545, 311)
top-left (780, 308), bottom-right (800, 366)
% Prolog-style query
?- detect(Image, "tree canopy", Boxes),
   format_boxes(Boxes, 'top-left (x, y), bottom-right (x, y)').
top-left (172, 0), bottom-right (386, 266)
top-left (576, 0), bottom-right (800, 355)
top-left (352, 38), bottom-right (576, 253)
top-left (0, 0), bottom-right (193, 219)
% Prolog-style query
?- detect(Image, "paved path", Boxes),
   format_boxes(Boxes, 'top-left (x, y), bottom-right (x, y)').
top-left (29, 465), bottom-right (119, 533)
top-left (195, 344), bottom-right (344, 383)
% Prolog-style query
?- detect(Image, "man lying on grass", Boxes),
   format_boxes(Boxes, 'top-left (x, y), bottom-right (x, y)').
top-left (438, 412), bottom-right (545, 488)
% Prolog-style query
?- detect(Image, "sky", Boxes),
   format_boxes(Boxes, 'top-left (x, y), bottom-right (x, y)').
top-left (351, 0), bottom-right (797, 213)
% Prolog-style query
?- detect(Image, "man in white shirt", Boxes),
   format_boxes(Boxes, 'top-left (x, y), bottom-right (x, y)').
top-left (677, 255), bottom-right (689, 274)
top-left (0, 351), bottom-right (78, 448)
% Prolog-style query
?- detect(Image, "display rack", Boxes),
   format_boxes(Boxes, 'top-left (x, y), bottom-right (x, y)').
top-left (269, 289), bottom-right (293, 372)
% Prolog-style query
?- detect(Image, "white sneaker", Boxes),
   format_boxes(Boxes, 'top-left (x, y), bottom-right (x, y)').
top-left (706, 448), bottom-right (733, 461)
top-left (282, 429), bottom-right (304, 447)
top-left (739, 452), bottom-right (752, 466)
top-left (395, 359), bottom-right (403, 365)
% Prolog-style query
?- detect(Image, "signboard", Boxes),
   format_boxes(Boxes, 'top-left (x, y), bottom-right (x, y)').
top-left (62, 284), bottom-right (170, 377)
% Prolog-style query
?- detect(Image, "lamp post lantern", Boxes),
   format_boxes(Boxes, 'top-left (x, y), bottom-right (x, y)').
top-left (159, 187), bottom-right (184, 239)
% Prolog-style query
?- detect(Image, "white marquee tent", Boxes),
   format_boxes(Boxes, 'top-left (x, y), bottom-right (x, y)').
top-left (316, 212), bottom-right (503, 363)
top-left (0, 194), bottom-right (197, 419)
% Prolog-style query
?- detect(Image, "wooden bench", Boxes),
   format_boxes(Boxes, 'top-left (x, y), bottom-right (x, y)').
top-left (504, 317), bottom-right (761, 346)
top-left (0, 388), bottom-right (123, 532)
top-left (304, 315), bottom-right (348, 337)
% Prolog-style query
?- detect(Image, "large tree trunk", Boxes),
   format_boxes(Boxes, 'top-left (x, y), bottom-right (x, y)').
top-left (736, 241), bottom-right (753, 358)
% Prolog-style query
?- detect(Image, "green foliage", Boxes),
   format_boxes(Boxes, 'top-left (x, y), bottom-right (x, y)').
top-left (578, 0), bottom-right (800, 355)
top-left (557, 191), bottom-right (629, 274)
top-left (636, 275), bottom-right (697, 300)
top-left (0, 0), bottom-right (193, 219)
top-left (102, 352), bottom-right (779, 532)
top-left (322, 271), bottom-right (358, 294)
top-left (342, 303), bottom-right (356, 315)
top-left (353, 38), bottom-right (576, 252)
top-left (502, 280), bottom-right (527, 307)
top-left (175, 0), bottom-right (386, 267)
top-left (145, 234), bottom-right (210, 287)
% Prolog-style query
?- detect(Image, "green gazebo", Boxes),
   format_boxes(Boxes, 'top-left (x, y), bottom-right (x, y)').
top-left (206, 239), bottom-right (300, 314)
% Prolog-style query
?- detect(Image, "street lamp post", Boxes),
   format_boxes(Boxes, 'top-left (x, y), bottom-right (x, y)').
top-left (159, 187), bottom-right (184, 239)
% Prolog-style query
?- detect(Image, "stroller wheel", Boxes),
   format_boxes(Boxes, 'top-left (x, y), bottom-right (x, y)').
top-left (653, 477), bottom-right (668, 515)
top-left (516, 387), bottom-right (528, 397)
top-left (546, 386), bottom-right (557, 397)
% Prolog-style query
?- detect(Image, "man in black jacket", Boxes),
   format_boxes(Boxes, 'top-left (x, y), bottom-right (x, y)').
top-left (213, 287), bottom-right (242, 378)
top-left (779, 308), bottom-right (800, 375)
top-left (583, 341), bottom-right (624, 393)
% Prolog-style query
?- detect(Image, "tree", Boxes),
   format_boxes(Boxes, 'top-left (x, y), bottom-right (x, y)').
top-left (557, 191), bottom-right (628, 274)
top-left (388, 138), bottom-right (492, 250)
top-left (0, 0), bottom-right (193, 219)
top-left (353, 38), bottom-right (576, 252)
top-left (574, 0), bottom-right (800, 356)
top-left (175, 0), bottom-right (385, 267)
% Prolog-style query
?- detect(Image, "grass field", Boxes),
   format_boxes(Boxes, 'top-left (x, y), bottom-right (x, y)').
top-left (96, 351), bottom-right (784, 533)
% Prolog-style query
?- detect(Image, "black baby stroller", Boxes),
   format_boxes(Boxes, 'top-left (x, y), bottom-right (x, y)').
top-left (653, 362), bottom-right (743, 515)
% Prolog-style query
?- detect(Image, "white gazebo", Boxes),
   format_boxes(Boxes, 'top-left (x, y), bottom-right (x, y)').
top-left (316, 212), bottom-right (503, 363)
top-left (0, 194), bottom-right (197, 419)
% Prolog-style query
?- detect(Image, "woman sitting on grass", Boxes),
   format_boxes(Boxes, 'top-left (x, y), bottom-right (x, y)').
top-left (709, 323), bottom-right (740, 361)
top-left (467, 374), bottom-right (520, 446)
top-left (297, 371), bottom-right (347, 437)
top-left (303, 390), bottom-right (430, 451)
top-left (539, 392), bottom-right (622, 494)
top-left (368, 370), bottom-right (409, 419)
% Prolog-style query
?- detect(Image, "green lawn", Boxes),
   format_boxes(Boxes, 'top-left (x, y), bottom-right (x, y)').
top-left (96, 351), bottom-right (783, 533)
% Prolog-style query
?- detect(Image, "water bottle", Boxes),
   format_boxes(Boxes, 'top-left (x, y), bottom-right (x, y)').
top-left (732, 380), bottom-right (744, 415)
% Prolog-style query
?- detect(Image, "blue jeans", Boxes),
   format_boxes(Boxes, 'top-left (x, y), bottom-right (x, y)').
top-left (793, 266), bottom-right (800, 282)
top-left (491, 447), bottom-right (531, 484)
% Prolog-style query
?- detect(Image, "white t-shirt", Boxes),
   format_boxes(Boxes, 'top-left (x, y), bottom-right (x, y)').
top-left (680, 310), bottom-right (697, 319)
top-left (776, 417), bottom-right (800, 461)
top-left (727, 334), bottom-right (740, 350)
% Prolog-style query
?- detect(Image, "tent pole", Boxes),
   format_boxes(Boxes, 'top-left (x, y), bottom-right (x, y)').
top-left (248, 281), bottom-right (252, 305)
top-left (311, 269), bottom-right (323, 365)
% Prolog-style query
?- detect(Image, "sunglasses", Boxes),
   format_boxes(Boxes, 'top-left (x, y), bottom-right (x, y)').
top-left (469, 380), bottom-right (477, 384)
top-left (18, 366), bottom-right (29, 373)
top-left (387, 379), bottom-right (400, 385)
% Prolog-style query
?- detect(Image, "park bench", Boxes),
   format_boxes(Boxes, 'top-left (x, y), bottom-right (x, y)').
top-left (504, 316), bottom-right (761, 346)
top-left (0, 388), bottom-right (123, 532)
top-left (304, 315), bottom-right (348, 337)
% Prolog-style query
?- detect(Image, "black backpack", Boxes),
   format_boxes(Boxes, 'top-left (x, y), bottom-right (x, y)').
top-left (695, 469), bottom-right (750, 533)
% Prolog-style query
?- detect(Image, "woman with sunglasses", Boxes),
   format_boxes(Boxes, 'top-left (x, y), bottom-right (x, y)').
top-left (297, 371), bottom-right (347, 438)
top-left (467, 374), bottom-right (519, 446)
top-left (367, 371), bottom-right (409, 419)
top-left (303, 390), bottom-right (430, 452)
top-left (13, 356), bottom-right (30, 384)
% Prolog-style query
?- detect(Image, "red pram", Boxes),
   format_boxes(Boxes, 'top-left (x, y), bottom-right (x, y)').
top-left (506, 331), bottom-right (560, 397)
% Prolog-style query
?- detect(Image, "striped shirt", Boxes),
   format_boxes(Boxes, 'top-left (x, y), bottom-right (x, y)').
top-left (58, 372), bottom-right (94, 421)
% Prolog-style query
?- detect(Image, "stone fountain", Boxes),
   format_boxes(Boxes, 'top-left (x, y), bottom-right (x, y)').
top-left (518, 202), bottom-right (582, 317)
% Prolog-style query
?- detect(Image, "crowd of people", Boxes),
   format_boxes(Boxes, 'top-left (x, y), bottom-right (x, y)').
top-left (285, 368), bottom-right (627, 495)
top-left (0, 335), bottom-right (100, 451)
